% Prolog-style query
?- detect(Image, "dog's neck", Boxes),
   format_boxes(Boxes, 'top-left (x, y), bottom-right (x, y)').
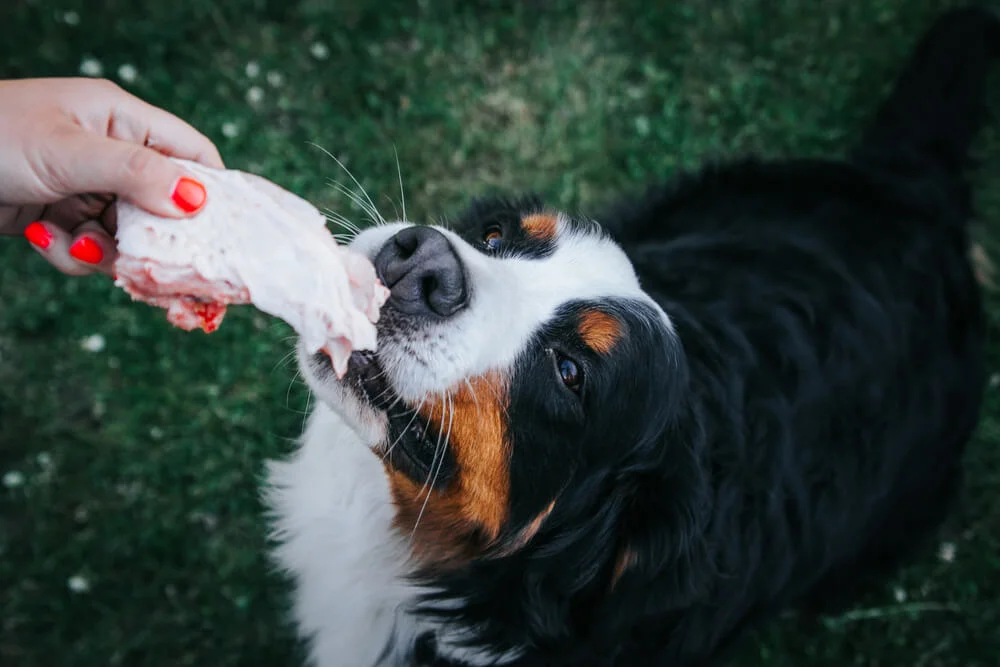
top-left (265, 403), bottom-right (522, 666)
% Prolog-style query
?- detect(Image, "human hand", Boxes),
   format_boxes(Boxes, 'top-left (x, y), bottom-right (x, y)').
top-left (0, 77), bottom-right (224, 276)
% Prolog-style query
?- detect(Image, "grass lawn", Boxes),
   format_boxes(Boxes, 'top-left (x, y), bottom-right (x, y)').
top-left (2, 0), bottom-right (1000, 665)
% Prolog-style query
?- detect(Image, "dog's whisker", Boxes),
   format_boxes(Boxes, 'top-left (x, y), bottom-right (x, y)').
top-left (322, 209), bottom-right (362, 231)
top-left (301, 388), bottom-right (313, 432)
top-left (324, 214), bottom-right (363, 240)
top-left (463, 377), bottom-right (483, 414)
top-left (273, 349), bottom-right (299, 373)
top-left (412, 396), bottom-right (447, 505)
top-left (308, 141), bottom-right (386, 224)
top-left (322, 207), bottom-right (363, 233)
top-left (383, 399), bottom-right (425, 462)
top-left (285, 368), bottom-right (303, 410)
top-left (411, 393), bottom-right (453, 540)
top-left (325, 179), bottom-right (380, 220)
top-left (469, 376), bottom-right (509, 418)
top-left (381, 193), bottom-right (401, 222)
top-left (385, 392), bottom-right (407, 413)
top-left (328, 180), bottom-right (383, 227)
top-left (394, 144), bottom-right (407, 223)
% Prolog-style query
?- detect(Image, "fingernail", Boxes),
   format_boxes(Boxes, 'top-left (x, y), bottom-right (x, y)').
top-left (69, 237), bottom-right (104, 265)
top-left (24, 222), bottom-right (53, 249)
top-left (171, 176), bottom-right (207, 213)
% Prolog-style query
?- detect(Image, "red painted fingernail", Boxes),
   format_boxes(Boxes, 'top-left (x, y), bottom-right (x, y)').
top-left (69, 237), bottom-right (104, 265)
top-left (24, 222), bottom-right (53, 249)
top-left (171, 176), bottom-right (207, 213)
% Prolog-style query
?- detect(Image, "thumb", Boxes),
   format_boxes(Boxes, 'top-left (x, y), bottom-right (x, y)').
top-left (55, 131), bottom-right (210, 218)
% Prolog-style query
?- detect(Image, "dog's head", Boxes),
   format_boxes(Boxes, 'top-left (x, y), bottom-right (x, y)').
top-left (300, 196), bottom-right (698, 589)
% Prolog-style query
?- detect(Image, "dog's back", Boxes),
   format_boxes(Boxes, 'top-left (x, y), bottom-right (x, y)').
top-left (600, 7), bottom-right (996, 663)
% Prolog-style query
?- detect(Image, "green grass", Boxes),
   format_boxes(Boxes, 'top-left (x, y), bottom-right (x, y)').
top-left (2, 0), bottom-right (1000, 665)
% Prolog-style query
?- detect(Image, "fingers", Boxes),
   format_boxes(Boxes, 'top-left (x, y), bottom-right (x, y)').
top-left (113, 94), bottom-right (226, 170)
top-left (64, 78), bottom-right (225, 170)
top-left (69, 220), bottom-right (117, 275)
top-left (48, 131), bottom-right (210, 219)
top-left (36, 193), bottom-right (115, 232)
top-left (24, 219), bottom-right (117, 277)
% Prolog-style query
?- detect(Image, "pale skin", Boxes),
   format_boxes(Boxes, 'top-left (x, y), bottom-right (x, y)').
top-left (0, 77), bottom-right (223, 276)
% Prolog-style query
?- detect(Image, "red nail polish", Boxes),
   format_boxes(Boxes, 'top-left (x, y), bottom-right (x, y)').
top-left (69, 237), bottom-right (103, 264)
top-left (171, 177), bottom-right (207, 213)
top-left (24, 222), bottom-right (53, 249)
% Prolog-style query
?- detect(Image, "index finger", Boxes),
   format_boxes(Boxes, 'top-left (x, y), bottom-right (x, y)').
top-left (112, 94), bottom-right (225, 169)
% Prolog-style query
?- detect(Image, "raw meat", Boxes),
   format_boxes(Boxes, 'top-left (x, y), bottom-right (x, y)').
top-left (113, 159), bottom-right (389, 377)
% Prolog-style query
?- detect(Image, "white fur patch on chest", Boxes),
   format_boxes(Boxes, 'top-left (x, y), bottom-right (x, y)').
top-left (264, 404), bottom-right (524, 667)
top-left (264, 405), bottom-right (421, 666)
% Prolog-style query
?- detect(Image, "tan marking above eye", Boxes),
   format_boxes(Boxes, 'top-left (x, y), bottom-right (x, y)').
top-left (521, 213), bottom-right (559, 241)
top-left (578, 309), bottom-right (623, 355)
top-left (387, 371), bottom-right (512, 569)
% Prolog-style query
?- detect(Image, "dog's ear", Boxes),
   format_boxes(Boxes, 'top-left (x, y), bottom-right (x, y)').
top-left (490, 445), bottom-right (714, 652)
top-left (610, 470), bottom-right (714, 607)
top-left (606, 414), bottom-right (715, 615)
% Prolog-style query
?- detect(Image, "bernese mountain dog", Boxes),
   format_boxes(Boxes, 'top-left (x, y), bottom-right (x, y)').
top-left (265, 7), bottom-right (997, 666)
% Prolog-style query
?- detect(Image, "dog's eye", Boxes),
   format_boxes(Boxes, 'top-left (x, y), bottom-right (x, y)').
top-left (483, 226), bottom-right (503, 251)
top-left (557, 355), bottom-right (582, 393)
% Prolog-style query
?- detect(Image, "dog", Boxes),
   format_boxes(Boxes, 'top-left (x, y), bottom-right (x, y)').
top-left (264, 8), bottom-right (996, 666)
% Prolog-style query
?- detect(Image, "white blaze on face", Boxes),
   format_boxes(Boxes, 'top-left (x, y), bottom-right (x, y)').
top-left (343, 217), bottom-right (671, 402)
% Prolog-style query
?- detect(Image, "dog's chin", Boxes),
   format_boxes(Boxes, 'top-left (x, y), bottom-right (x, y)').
top-left (296, 345), bottom-right (389, 446)
top-left (297, 344), bottom-right (449, 484)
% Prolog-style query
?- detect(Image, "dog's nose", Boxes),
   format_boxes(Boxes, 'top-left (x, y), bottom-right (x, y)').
top-left (374, 226), bottom-right (468, 318)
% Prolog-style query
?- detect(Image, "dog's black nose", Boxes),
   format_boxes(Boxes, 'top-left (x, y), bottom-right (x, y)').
top-left (374, 226), bottom-right (468, 318)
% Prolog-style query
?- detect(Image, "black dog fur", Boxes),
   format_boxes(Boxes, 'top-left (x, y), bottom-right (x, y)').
top-left (414, 8), bottom-right (996, 666)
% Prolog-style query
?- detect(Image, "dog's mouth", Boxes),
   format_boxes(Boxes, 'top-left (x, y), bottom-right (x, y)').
top-left (343, 350), bottom-right (395, 411)
top-left (321, 350), bottom-right (456, 488)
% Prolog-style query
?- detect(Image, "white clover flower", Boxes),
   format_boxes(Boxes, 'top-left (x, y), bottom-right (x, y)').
top-left (80, 333), bottom-right (105, 353)
top-left (79, 57), bottom-right (103, 77)
top-left (310, 42), bottom-right (330, 60)
top-left (117, 64), bottom-right (138, 83)
top-left (149, 426), bottom-right (165, 440)
top-left (221, 121), bottom-right (240, 138)
top-left (245, 61), bottom-right (260, 78)
top-left (246, 86), bottom-right (264, 105)
top-left (938, 542), bottom-right (956, 563)
top-left (2, 470), bottom-right (25, 489)
top-left (36, 452), bottom-right (53, 469)
top-left (893, 587), bottom-right (907, 603)
top-left (68, 575), bottom-right (91, 593)
top-left (266, 71), bottom-right (284, 87)
top-left (63, 11), bottom-right (80, 26)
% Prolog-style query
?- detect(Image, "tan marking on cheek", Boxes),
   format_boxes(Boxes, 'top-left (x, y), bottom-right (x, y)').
top-left (388, 472), bottom-right (480, 567)
top-left (387, 371), bottom-right (511, 568)
top-left (578, 310), bottom-right (623, 355)
top-left (521, 213), bottom-right (559, 241)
